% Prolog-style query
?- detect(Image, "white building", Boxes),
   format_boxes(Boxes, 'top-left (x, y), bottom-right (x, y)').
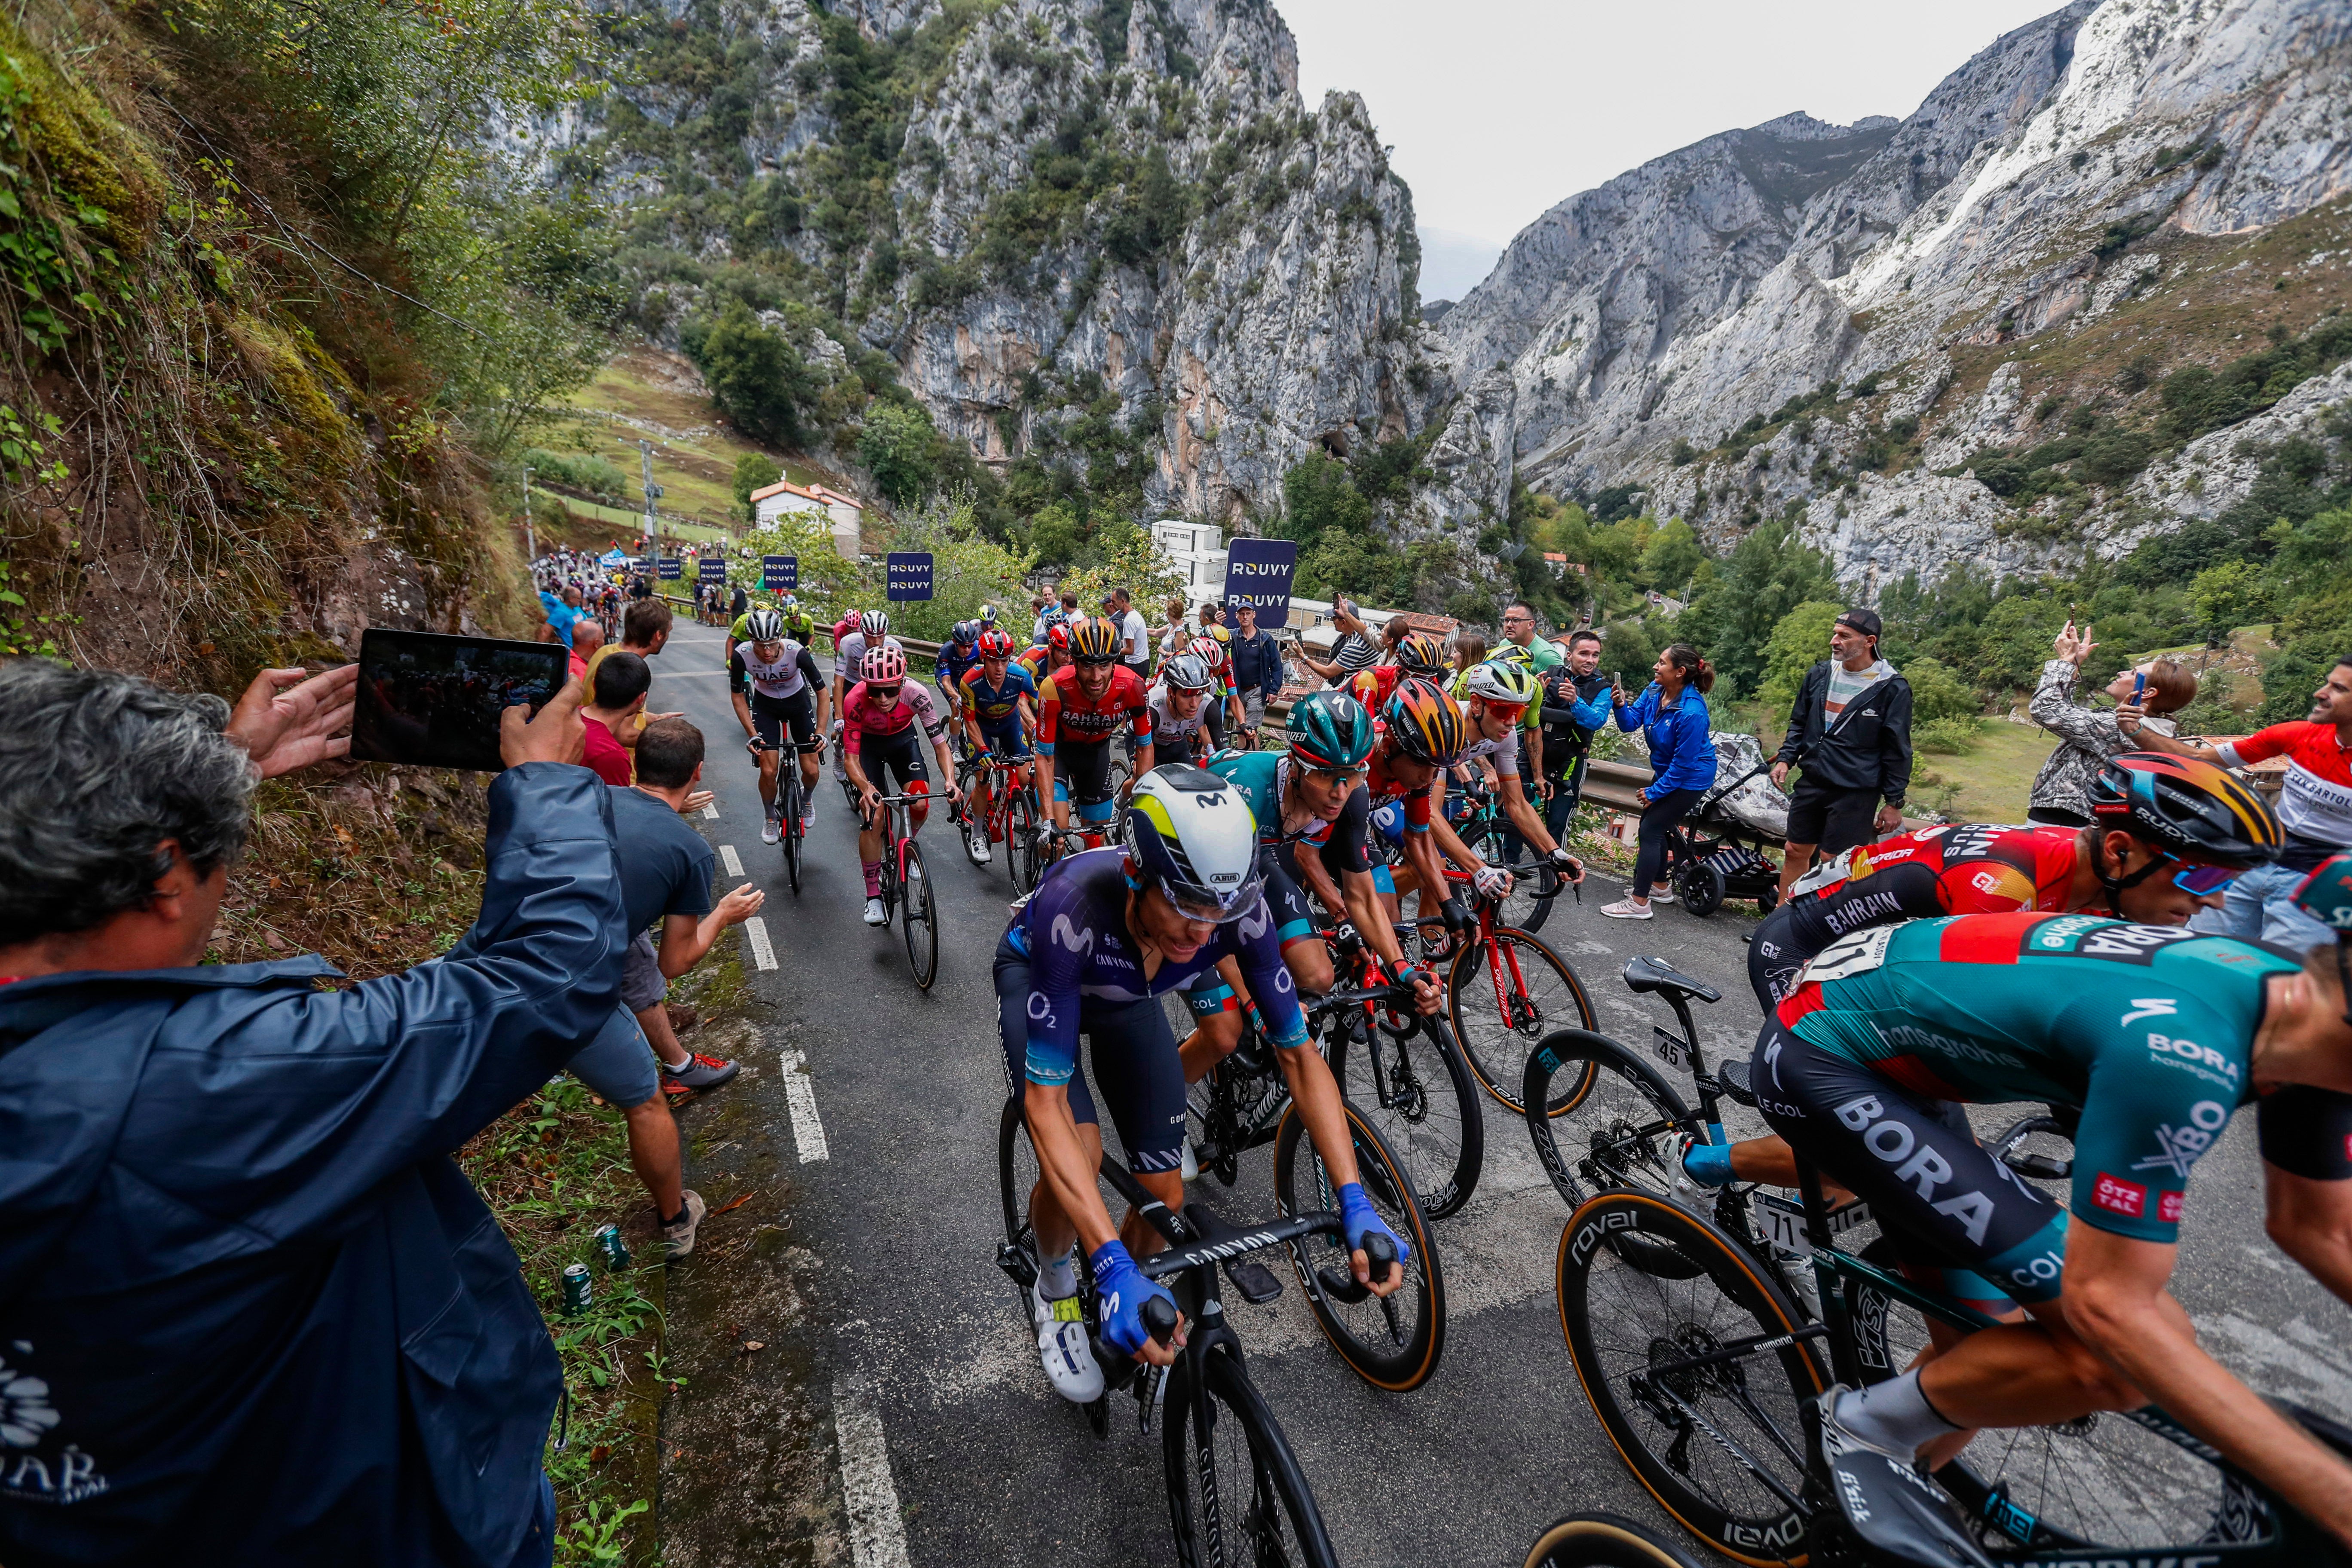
top-left (752, 479), bottom-right (864, 560)
top-left (1151, 519), bottom-right (1228, 611)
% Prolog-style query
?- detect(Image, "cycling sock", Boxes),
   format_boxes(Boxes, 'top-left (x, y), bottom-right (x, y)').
top-left (862, 861), bottom-right (882, 897)
top-left (1681, 1140), bottom-right (1736, 1187)
top-left (1833, 1369), bottom-right (1960, 1455)
top-left (1036, 1246), bottom-right (1077, 1299)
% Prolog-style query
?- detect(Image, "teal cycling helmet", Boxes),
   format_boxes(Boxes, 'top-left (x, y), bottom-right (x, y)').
top-left (2294, 851), bottom-right (2352, 934)
top-left (1286, 689), bottom-right (1375, 771)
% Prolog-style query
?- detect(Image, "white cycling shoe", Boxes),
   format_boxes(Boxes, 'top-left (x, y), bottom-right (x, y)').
top-left (1032, 1285), bottom-right (1105, 1403)
top-left (761, 812), bottom-right (782, 845)
top-left (862, 896), bottom-right (888, 927)
top-left (968, 827), bottom-right (991, 864)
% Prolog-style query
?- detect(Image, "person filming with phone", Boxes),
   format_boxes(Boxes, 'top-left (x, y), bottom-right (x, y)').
top-left (2025, 619), bottom-right (2196, 827)
top-left (0, 655), bottom-right (622, 1568)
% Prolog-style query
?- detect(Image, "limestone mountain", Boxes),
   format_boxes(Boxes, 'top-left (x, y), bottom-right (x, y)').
top-left (1439, 0), bottom-right (2352, 593)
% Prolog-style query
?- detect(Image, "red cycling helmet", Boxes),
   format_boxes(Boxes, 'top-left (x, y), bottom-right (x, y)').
top-left (977, 628), bottom-right (1016, 658)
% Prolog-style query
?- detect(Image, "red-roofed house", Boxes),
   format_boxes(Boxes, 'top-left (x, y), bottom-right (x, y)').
top-left (751, 478), bottom-right (864, 560)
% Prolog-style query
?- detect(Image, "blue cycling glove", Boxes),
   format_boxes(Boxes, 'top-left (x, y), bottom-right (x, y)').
top-left (1089, 1240), bottom-right (1177, 1358)
top-left (1335, 1182), bottom-right (1412, 1273)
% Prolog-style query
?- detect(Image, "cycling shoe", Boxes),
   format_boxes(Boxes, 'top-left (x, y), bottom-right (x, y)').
top-left (1031, 1286), bottom-right (1104, 1403)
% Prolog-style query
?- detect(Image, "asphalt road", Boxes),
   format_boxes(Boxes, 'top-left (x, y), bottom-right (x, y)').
top-left (639, 618), bottom-right (2352, 1568)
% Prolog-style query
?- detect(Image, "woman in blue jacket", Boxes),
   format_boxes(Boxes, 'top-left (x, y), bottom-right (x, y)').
top-left (1601, 644), bottom-right (1718, 919)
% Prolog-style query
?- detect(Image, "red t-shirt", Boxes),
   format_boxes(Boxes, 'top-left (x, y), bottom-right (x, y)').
top-left (582, 717), bottom-right (633, 787)
top-left (2221, 723), bottom-right (2352, 869)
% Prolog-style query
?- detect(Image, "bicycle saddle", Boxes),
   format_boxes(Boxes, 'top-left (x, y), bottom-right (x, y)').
top-left (1620, 956), bottom-right (1721, 1005)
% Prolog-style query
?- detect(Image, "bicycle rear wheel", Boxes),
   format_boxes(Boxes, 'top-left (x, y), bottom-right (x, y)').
top-left (779, 770), bottom-right (804, 894)
top-left (1329, 1012), bottom-right (1484, 1219)
top-left (1008, 789), bottom-right (1041, 894)
top-left (1272, 1097), bottom-right (1445, 1391)
top-left (1524, 1513), bottom-right (1706, 1568)
top-left (903, 838), bottom-right (938, 989)
top-left (1164, 1344), bottom-right (1338, 1568)
top-left (1460, 818), bottom-right (1562, 934)
top-left (1449, 927), bottom-right (1599, 1116)
top-left (1557, 1191), bottom-right (1822, 1567)
top-left (1522, 1030), bottom-right (1694, 1215)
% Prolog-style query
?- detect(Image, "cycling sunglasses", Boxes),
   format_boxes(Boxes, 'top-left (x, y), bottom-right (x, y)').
top-left (1480, 700), bottom-right (1529, 724)
top-left (1302, 764), bottom-right (1368, 788)
top-left (866, 683), bottom-right (903, 702)
top-left (1072, 654), bottom-right (1120, 667)
top-left (2165, 858), bottom-right (2239, 897)
top-left (1166, 880), bottom-right (1263, 924)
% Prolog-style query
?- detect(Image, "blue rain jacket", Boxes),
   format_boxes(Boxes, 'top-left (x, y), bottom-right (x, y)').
top-left (1614, 683), bottom-right (1719, 795)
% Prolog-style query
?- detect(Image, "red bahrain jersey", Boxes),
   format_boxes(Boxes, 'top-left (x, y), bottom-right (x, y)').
top-left (1037, 664), bottom-right (1152, 751)
top-left (1793, 823), bottom-right (2082, 937)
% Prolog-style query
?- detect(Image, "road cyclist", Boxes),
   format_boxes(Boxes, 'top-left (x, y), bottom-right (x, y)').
top-left (840, 644), bottom-right (961, 927)
top-left (996, 767), bottom-right (1411, 1404)
top-left (934, 619), bottom-right (985, 758)
top-left (956, 628), bottom-right (1040, 866)
top-left (831, 609), bottom-right (902, 791)
top-left (1144, 651), bottom-right (1219, 769)
top-left (1018, 619), bottom-right (1072, 687)
top-left (728, 607), bottom-right (831, 845)
top-left (1446, 658), bottom-right (1585, 890)
top-left (1032, 617), bottom-right (1154, 852)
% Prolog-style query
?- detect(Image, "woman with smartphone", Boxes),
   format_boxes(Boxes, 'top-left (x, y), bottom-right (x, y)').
top-left (2027, 620), bottom-right (2198, 827)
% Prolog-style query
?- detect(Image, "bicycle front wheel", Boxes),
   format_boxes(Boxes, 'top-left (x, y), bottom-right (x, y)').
top-left (1273, 1097), bottom-right (1446, 1391)
top-left (1557, 1191), bottom-right (1822, 1567)
top-left (1525, 1513), bottom-right (1706, 1568)
top-left (1007, 788), bottom-right (1040, 894)
top-left (903, 838), bottom-right (938, 989)
top-left (1449, 927), bottom-right (1599, 1115)
top-left (1164, 1344), bottom-right (1337, 1568)
top-left (1329, 1013), bottom-right (1484, 1219)
top-left (779, 771), bottom-right (804, 895)
top-left (1522, 1030), bottom-right (1694, 1215)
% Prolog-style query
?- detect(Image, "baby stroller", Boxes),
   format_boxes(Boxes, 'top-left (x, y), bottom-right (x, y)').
top-left (1661, 732), bottom-right (1786, 919)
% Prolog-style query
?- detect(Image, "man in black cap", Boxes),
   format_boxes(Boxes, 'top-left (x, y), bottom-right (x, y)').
top-left (1770, 606), bottom-right (1913, 900)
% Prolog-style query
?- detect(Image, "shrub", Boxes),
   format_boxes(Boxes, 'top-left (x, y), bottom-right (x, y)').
top-left (1903, 656), bottom-right (1978, 723)
top-left (1915, 716), bottom-right (1987, 756)
top-left (521, 448), bottom-right (628, 501)
top-left (859, 401), bottom-right (940, 507)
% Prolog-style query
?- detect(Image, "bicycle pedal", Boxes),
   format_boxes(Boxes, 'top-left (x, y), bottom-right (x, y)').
top-left (1221, 1258), bottom-right (1284, 1305)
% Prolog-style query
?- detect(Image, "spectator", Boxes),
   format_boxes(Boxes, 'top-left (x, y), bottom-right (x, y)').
top-left (1599, 645), bottom-right (1718, 920)
top-left (729, 581), bottom-right (749, 622)
top-left (1155, 594), bottom-right (1192, 664)
top-left (588, 596), bottom-right (674, 715)
top-left (1026, 594), bottom-right (1051, 643)
top-left (1449, 629), bottom-right (1488, 685)
top-left (1107, 587), bottom-right (1152, 679)
top-left (2124, 655), bottom-right (2351, 952)
top-left (543, 585), bottom-right (583, 648)
top-left (2026, 621), bottom-right (2191, 827)
top-left (567, 616), bottom-right (603, 683)
top-left (1534, 628), bottom-right (1612, 842)
top-left (1770, 607), bottom-right (1913, 899)
top-left (1301, 596), bottom-right (1378, 686)
top-left (582, 652), bottom-right (651, 786)
top-left (1501, 601), bottom-right (1565, 672)
top-left (0, 659), bottom-right (597, 1565)
top-left (1197, 601), bottom-right (1225, 632)
top-left (1227, 600), bottom-right (1285, 740)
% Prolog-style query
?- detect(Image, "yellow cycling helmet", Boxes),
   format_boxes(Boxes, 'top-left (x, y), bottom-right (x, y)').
top-left (1381, 677), bottom-right (1467, 765)
top-left (1068, 616), bottom-right (1123, 665)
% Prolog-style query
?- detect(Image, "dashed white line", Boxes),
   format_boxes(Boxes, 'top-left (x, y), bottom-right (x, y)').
top-left (743, 916), bottom-right (777, 971)
top-left (719, 844), bottom-right (744, 877)
top-left (701, 802), bottom-right (720, 820)
top-left (833, 1375), bottom-right (911, 1568)
top-left (780, 1049), bottom-right (830, 1163)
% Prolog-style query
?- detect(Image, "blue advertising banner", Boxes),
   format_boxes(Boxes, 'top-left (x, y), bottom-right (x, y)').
top-left (1221, 537), bottom-right (1297, 624)
top-left (658, 557), bottom-right (683, 581)
top-left (886, 551), bottom-right (934, 602)
top-left (698, 557), bottom-right (726, 583)
top-left (630, 557), bottom-right (651, 575)
top-left (762, 554), bottom-right (798, 591)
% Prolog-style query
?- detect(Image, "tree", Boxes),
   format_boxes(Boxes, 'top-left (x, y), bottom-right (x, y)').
top-left (2188, 559), bottom-right (2271, 647)
top-left (860, 401), bottom-right (940, 507)
top-left (1680, 521), bottom-right (1837, 698)
top-left (732, 453), bottom-right (784, 521)
top-left (1281, 452), bottom-right (1372, 538)
top-left (1756, 601), bottom-right (1843, 715)
top-left (1640, 521), bottom-right (1707, 594)
top-left (1028, 499), bottom-right (1084, 566)
top-left (1903, 656), bottom-right (1979, 723)
top-left (687, 302), bottom-right (821, 447)
top-left (883, 489), bottom-right (1035, 642)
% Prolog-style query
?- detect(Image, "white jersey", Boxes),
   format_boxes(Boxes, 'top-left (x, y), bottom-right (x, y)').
top-left (1148, 685), bottom-right (1212, 754)
top-left (1453, 726), bottom-right (1521, 779)
top-left (734, 639), bottom-right (815, 701)
top-left (835, 631), bottom-right (904, 683)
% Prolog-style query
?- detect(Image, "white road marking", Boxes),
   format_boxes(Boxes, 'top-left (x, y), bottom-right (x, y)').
top-left (833, 1376), bottom-right (912, 1568)
top-left (701, 802), bottom-right (720, 820)
top-left (720, 844), bottom-right (744, 877)
top-left (743, 916), bottom-right (777, 971)
top-left (780, 1047), bottom-right (829, 1162)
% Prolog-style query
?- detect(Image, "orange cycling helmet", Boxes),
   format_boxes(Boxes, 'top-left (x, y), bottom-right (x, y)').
top-left (1069, 616), bottom-right (1123, 665)
top-left (1394, 631), bottom-right (1446, 678)
top-left (2089, 752), bottom-right (2283, 868)
top-left (1381, 677), bottom-right (1466, 765)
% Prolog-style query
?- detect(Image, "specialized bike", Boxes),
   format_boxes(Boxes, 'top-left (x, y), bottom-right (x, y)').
top-left (995, 1099), bottom-right (1431, 1566)
top-left (858, 789), bottom-right (940, 989)
top-left (1433, 865), bottom-right (1598, 1118)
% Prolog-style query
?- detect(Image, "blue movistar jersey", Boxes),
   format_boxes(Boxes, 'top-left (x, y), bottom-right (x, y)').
top-left (1007, 848), bottom-right (1308, 1087)
top-left (936, 642), bottom-right (983, 699)
top-left (1781, 912), bottom-right (2297, 1243)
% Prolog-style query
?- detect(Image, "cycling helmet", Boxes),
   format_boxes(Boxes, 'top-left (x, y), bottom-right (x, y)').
top-left (1047, 623), bottom-right (1072, 652)
top-left (1395, 631), bottom-right (1446, 678)
top-left (1462, 659), bottom-right (1542, 707)
top-left (977, 628), bottom-right (1016, 658)
top-left (950, 620), bottom-right (980, 648)
top-left (1069, 616), bottom-right (1122, 665)
top-left (1162, 652), bottom-right (1214, 693)
top-left (1287, 689), bottom-right (1375, 771)
top-left (979, 603), bottom-right (999, 625)
top-left (1188, 634), bottom-right (1225, 666)
top-left (2089, 753), bottom-right (2283, 868)
top-left (1491, 642), bottom-right (1537, 669)
top-left (861, 645), bottom-right (907, 683)
top-left (1123, 766), bottom-right (1264, 922)
top-left (2293, 851), bottom-right (2352, 934)
top-left (743, 608), bottom-right (785, 642)
top-left (1382, 678), bottom-right (1466, 765)
top-left (858, 609), bottom-right (890, 639)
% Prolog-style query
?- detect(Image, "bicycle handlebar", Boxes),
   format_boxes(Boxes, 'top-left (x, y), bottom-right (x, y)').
top-left (1133, 1208), bottom-right (1347, 1282)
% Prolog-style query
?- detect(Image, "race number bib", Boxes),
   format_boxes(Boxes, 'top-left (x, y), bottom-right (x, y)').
top-left (1797, 925), bottom-right (1896, 987)
top-left (1789, 847), bottom-right (1858, 899)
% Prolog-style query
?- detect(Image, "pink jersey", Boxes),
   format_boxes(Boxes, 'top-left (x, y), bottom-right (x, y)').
top-left (842, 679), bottom-right (947, 753)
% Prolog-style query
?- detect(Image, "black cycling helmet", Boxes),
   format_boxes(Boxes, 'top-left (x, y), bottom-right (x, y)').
top-left (2085, 752), bottom-right (2283, 913)
top-left (1068, 616), bottom-right (1122, 665)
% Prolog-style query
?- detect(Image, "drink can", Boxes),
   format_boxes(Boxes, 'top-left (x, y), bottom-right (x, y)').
top-left (593, 1224), bottom-right (631, 1271)
top-left (560, 1262), bottom-right (593, 1315)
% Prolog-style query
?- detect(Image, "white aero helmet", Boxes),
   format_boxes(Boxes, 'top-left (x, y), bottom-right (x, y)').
top-left (858, 609), bottom-right (890, 639)
top-left (1123, 766), bottom-right (1264, 922)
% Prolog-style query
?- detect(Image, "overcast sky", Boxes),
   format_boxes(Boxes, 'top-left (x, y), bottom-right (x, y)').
top-left (1278, 0), bottom-right (2071, 299)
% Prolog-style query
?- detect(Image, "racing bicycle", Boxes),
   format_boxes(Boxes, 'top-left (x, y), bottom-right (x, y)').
top-left (1449, 777), bottom-right (1571, 934)
top-left (762, 736), bottom-right (824, 895)
top-left (1523, 1513), bottom-right (1705, 1568)
top-left (858, 789), bottom-right (941, 989)
top-left (1433, 865), bottom-right (1598, 1117)
top-left (955, 748), bottom-right (1043, 889)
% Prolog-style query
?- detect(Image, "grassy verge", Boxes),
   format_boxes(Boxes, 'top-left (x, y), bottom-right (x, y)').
top-left (208, 763), bottom-right (666, 1566)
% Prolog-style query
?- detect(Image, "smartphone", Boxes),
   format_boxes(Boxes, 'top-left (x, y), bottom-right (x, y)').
top-left (350, 628), bottom-right (570, 772)
top-left (2130, 669), bottom-right (2147, 704)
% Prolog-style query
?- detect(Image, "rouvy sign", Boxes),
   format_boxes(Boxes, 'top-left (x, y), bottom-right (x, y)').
top-left (1222, 537), bottom-right (1297, 624)
top-left (886, 551), bottom-right (934, 602)
top-left (761, 554), bottom-right (797, 591)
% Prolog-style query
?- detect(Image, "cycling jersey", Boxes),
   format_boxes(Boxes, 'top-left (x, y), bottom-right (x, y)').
top-left (1035, 665), bottom-right (1151, 755)
top-left (1348, 664), bottom-right (1400, 716)
top-left (1146, 686), bottom-right (1213, 758)
top-left (959, 663), bottom-right (1038, 728)
top-left (936, 642), bottom-right (983, 702)
top-left (1365, 747), bottom-right (1437, 836)
top-left (1749, 823), bottom-right (2082, 1006)
top-left (1452, 723), bottom-right (1522, 780)
top-left (841, 679), bottom-right (947, 751)
top-left (2217, 722), bottom-right (2352, 870)
top-left (834, 631), bottom-right (904, 684)
top-left (1204, 750), bottom-right (1376, 945)
top-left (1017, 646), bottom-right (1065, 686)
top-left (1776, 913), bottom-right (2299, 1246)
top-left (729, 639), bottom-right (822, 702)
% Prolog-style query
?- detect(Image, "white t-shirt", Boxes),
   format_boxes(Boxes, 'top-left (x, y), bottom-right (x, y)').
top-left (1117, 608), bottom-right (1151, 665)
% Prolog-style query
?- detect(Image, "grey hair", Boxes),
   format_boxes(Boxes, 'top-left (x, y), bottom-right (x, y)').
top-left (0, 662), bottom-right (256, 946)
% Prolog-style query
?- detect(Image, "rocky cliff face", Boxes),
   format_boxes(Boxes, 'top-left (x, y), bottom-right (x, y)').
top-left (1440, 0), bottom-right (2352, 591)
top-left (556, 0), bottom-right (1506, 570)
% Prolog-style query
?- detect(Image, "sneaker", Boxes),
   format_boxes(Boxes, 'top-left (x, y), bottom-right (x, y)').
top-left (660, 1189), bottom-right (708, 1257)
top-left (1651, 886), bottom-right (1676, 906)
top-left (968, 827), bottom-right (991, 864)
top-left (662, 1052), bottom-right (739, 1094)
top-left (1181, 1138), bottom-right (1200, 1182)
top-left (1599, 898), bottom-right (1654, 920)
top-left (761, 815), bottom-right (782, 845)
top-left (863, 896), bottom-right (888, 927)
top-left (1031, 1284), bottom-right (1105, 1403)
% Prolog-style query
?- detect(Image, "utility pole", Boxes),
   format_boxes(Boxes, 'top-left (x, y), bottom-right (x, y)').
top-left (521, 464), bottom-right (536, 565)
top-left (637, 440), bottom-right (661, 562)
